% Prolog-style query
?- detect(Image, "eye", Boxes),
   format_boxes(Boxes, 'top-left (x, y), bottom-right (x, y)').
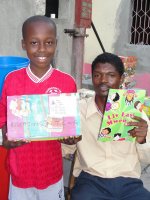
top-left (94, 73), bottom-right (100, 78)
top-left (46, 41), bottom-right (54, 46)
top-left (30, 41), bottom-right (38, 45)
top-left (109, 73), bottom-right (115, 77)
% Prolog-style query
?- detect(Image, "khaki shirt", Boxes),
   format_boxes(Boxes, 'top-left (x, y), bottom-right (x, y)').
top-left (62, 96), bottom-right (150, 178)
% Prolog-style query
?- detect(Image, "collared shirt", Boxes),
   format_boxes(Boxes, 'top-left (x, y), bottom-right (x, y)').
top-left (62, 96), bottom-right (150, 179)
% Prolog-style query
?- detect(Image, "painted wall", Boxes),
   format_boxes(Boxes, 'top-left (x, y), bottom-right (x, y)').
top-left (84, 0), bottom-right (121, 63)
top-left (84, 0), bottom-right (150, 74)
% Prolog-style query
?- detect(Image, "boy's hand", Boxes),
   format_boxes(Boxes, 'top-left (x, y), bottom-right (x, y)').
top-left (3, 139), bottom-right (30, 149)
top-left (126, 116), bottom-right (147, 144)
top-left (2, 124), bottom-right (30, 149)
top-left (58, 135), bottom-right (82, 145)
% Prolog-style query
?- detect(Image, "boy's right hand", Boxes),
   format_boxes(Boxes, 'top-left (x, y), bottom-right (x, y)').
top-left (2, 124), bottom-right (29, 149)
top-left (3, 138), bottom-right (30, 149)
top-left (58, 135), bottom-right (82, 145)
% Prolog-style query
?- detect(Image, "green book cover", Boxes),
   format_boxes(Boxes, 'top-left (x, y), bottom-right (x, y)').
top-left (143, 96), bottom-right (150, 118)
top-left (98, 89), bottom-right (146, 142)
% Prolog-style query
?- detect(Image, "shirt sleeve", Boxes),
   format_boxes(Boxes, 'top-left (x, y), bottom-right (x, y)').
top-left (61, 143), bottom-right (77, 157)
top-left (136, 111), bottom-right (150, 164)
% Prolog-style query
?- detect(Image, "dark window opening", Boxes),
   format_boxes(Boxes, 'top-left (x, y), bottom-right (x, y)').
top-left (130, 0), bottom-right (150, 45)
top-left (45, 0), bottom-right (59, 18)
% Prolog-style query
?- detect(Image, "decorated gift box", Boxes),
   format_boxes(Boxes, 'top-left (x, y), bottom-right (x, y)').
top-left (7, 93), bottom-right (81, 140)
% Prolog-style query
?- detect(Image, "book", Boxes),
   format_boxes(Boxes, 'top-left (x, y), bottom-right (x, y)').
top-left (7, 93), bottom-right (81, 140)
top-left (98, 89), bottom-right (146, 142)
top-left (143, 96), bottom-right (150, 118)
top-left (119, 56), bottom-right (137, 89)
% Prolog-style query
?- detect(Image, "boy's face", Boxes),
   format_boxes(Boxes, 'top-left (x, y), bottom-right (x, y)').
top-left (22, 21), bottom-right (57, 71)
top-left (92, 63), bottom-right (124, 98)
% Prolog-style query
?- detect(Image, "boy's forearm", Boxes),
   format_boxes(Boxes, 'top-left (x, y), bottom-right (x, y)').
top-left (2, 123), bottom-right (8, 148)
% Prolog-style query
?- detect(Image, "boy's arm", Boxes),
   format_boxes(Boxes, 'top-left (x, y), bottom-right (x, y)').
top-left (2, 124), bottom-right (29, 149)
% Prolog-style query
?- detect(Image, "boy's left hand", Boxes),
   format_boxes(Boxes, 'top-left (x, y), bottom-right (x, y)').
top-left (58, 136), bottom-right (82, 145)
top-left (126, 116), bottom-right (148, 144)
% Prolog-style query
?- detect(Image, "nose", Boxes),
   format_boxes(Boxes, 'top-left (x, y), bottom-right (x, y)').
top-left (38, 43), bottom-right (46, 52)
top-left (101, 74), bottom-right (108, 83)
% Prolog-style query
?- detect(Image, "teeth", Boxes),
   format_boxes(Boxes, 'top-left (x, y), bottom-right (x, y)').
top-left (38, 57), bottom-right (46, 60)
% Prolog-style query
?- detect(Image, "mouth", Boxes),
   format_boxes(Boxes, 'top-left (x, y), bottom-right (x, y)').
top-left (99, 84), bottom-right (109, 92)
top-left (36, 56), bottom-right (47, 61)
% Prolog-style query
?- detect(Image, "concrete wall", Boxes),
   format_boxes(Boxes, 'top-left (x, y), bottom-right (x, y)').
top-left (83, 0), bottom-right (150, 94)
top-left (53, 0), bottom-right (75, 74)
top-left (0, 0), bottom-right (75, 75)
top-left (0, 0), bottom-right (36, 57)
top-left (0, 0), bottom-right (149, 77)
top-left (113, 0), bottom-right (150, 73)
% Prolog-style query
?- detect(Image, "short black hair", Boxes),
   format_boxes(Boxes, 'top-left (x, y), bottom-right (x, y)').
top-left (22, 15), bottom-right (57, 39)
top-left (134, 100), bottom-right (141, 109)
top-left (112, 92), bottom-right (120, 102)
top-left (91, 52), bottom-right (125, 76)
top-left (114, 133), bottom-right (121, 137)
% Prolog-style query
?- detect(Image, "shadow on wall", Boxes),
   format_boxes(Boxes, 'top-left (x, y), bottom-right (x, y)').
top-left (112, 0), bottom-right (131, 58)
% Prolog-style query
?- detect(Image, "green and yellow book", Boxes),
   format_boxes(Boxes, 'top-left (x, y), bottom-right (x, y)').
top-left (98, 89), bottom-right (146, 142)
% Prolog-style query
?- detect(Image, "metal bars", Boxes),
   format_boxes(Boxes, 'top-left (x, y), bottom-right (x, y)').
top-left (130, 0), bottom-right (150, 45)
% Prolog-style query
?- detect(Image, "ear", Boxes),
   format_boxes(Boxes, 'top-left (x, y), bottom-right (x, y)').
top-left (121, 74), bottom-right (125, 83)
top-left (21, 39), bottom-right (26, 50)
top-left (55, 38), bottom-right (57, 47)
top-left (119, 73), bottom-right (125, 88)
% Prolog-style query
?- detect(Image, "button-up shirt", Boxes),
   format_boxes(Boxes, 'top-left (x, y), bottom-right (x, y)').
top-left (62, 96), bottom-right (150, 179)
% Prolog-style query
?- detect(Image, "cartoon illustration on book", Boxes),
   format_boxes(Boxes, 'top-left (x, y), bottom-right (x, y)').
top-left (134, 101), bottom-right (144, 112)
top-left (98, 127), bottom-right (112, 139)
top-left (98, 89), bottom-right (146, 142)
top-left (143, 97), bottom-right (150, 118)
top-left (113, 133), bottom-right (125, 141)
top-left (123, 89), bottom-right (137, 106)
top-left (105, 92), bottom-right (120, 111)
